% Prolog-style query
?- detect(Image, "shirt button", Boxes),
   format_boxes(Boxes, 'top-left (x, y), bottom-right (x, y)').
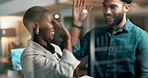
top-left (108, 52), bottom-right (111, 54)
top-left (111, 39), bottom-right (113, 42)
top-left (108, 49), bottom-right (111, 54)
top-left (108, 49), bottom-right (111, 52)
top-left (109, 47), bottom-right (111, 50)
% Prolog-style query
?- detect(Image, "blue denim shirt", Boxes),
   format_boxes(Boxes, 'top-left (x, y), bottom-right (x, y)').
top-left (73, 19), bottom-right (148, 78)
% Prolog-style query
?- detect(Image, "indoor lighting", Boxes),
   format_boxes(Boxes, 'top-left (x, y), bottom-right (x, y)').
top-left (0, 28), bottom-right (16, 37)
top-left (0, 16), bottom-right (22, 29)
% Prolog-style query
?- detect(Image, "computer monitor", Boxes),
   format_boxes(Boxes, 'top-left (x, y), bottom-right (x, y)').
top-left (10, 48), bottom-right (25, 71)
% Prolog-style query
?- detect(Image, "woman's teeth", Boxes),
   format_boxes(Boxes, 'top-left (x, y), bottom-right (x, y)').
top-left (51, 32), bottom-right (54, 35)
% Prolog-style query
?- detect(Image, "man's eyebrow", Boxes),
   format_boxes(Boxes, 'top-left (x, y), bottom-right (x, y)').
top-left (110, 4), bottom-right (118, 6)
top-left (102, 2), bottom-right (116, 6)
top-left (112, 4), bottom-right (123, 7)
top-left (102, 3), bottom-right (122, 7)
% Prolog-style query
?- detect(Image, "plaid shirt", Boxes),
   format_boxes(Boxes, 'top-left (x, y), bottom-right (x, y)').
top-left (73, 19), bottom-right (148, 78)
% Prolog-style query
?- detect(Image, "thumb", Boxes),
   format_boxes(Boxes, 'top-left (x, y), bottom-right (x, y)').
top-left (88, 6), bottom-right (93, 13)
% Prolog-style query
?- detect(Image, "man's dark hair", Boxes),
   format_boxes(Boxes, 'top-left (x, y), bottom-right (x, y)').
top-left (23, 6), bottom-right (49, 26)
top-left (121, 0), bottom-right (132, 4)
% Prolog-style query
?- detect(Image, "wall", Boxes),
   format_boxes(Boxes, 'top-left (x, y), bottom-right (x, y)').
top-left (0, 16), bottom-right (30, 61)
top-left (0, 0), bottom-right (70, 16)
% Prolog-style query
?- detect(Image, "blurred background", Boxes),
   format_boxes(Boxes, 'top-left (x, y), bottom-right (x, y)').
top-left (0, 0), bottom-right (148, 78)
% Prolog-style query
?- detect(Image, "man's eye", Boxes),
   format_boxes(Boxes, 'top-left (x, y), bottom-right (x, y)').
top-left (110, 5), bottom-right (117, 9)
top-left (103, 4), bottom-right (107, 8)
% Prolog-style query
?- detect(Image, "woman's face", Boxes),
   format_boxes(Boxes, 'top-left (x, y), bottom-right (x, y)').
top-left (37, 11), bottom-right (55, 42)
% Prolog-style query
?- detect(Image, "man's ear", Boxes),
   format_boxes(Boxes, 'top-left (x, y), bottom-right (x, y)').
top-left (125, 4), bottom-right (130, 12)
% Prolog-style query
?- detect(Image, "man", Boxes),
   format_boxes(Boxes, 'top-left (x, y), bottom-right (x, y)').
top-left (71, 0), bottom-right (148, 78)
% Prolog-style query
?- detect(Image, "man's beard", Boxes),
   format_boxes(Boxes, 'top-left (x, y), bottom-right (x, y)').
top-left (106, 13), bottom-right (124, 27)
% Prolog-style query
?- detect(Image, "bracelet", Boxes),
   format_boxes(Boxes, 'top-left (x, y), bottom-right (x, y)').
top-left (72, 23), bottom-right (83, 29)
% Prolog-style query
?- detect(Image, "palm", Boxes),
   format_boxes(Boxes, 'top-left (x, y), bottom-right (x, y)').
top-left (73, 0), bottom-right (93, 25)
top-left (54, 20), bottom-right (71, 40)
top-left (73, 7), bottom-right (88, 22)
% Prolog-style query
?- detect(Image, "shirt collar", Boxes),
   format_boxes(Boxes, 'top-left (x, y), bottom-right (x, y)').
top-left (28, 40), bottom-right (55, 54)
top-left (122, 18), bottom-right (134, 32)
top-left (36, 42), bottom-right (55, 54)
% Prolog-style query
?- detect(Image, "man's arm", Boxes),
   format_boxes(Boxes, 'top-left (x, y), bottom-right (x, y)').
top-left (137, 32), bottom-right (148, 77)
top-left (71, 27), bottom-right (82, 46)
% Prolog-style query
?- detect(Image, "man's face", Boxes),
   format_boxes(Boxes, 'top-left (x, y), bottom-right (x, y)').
top-left (102, 0), bottom-right (126, 26)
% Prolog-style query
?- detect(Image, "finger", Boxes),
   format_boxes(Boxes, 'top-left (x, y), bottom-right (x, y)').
top-left (59, 24), bottom-right (70, 36)
top-left (82, 0), bottom-right (86, 7)
top-left (53, 20), bottom-right (62, 29)
top-left (88, 6), bottom-right (93, 13)
top-left (59, 22), bottom-right (65, 29)
top-left (78, 0), bottom-right (81, 7)
top-left (73, 0), bottom-right (77, 7)
top-left (80, 0), bottom-right (84, 7)
top-left (82, 0), bottom-right (86, 10)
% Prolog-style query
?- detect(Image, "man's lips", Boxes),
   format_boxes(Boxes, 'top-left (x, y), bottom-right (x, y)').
top-left (106, 15), bottom-right (114, 19)
top-left (106, 16), bottom-right (114, 22)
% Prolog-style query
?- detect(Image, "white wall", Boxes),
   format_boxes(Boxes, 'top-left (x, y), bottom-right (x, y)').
top-left (0, 0), bottom-right (70, 16)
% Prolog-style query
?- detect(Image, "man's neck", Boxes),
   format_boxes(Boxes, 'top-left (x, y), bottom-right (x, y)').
top-left (112, 17), bottom-right (127, 33)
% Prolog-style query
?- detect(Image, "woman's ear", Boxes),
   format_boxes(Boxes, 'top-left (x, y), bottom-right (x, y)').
top-left (33, 22), bottom-right (39, 29)
top-left (33, 22), bottom-right (40, 35)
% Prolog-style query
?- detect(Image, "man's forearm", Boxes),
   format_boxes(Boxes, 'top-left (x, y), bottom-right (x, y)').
top-left (71, 27), bottom-right (82, 46)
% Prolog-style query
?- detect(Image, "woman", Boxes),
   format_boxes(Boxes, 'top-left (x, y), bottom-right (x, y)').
top-left (21, 6), bottom-right (80, 78)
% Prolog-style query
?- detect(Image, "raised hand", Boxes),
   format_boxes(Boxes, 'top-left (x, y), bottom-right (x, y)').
top-left (53, 20), bottom-right (71, 41)
top-left (53, 20), bottom-right (72, 51)
top-left (73, 0), bottom-right (93, 26)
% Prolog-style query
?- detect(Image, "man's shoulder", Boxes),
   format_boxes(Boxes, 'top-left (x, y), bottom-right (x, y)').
top-left (131, 24), bottom-right (147, 35)
top-left (127, 21), bottom-right (148, 40)
top-left (126, 19), bottom-right (147, 34)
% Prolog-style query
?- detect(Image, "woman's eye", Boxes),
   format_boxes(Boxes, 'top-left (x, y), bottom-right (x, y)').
top-left (51, 21), bottom-right (56, 26)
top-left (49, 21), bottom-right (53, 24)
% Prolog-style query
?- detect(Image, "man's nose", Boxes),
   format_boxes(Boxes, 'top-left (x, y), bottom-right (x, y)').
top-left (105, 8), bottom-right (112, 14)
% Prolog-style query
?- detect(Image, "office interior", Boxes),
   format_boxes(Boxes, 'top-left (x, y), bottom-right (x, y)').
top-left (0, 0), bottom-right (148, 78)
